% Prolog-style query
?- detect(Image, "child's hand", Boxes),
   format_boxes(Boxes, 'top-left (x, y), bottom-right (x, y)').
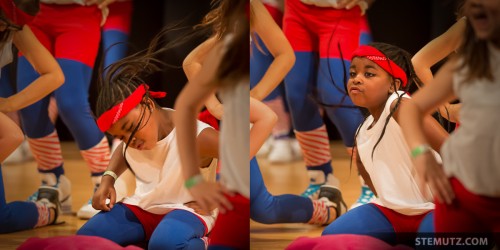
top-left (414, 153), bottom-right (455, 205)
top-left (92, 181), bottom-right (117, 212)
top-left (184, 201), bottom-right (212, 216)
top-left (188, 181), bottom-right (233, 214)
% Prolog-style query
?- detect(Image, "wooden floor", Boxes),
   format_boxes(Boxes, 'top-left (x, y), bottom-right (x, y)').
top-left (1, 141), bottom-right (360, 250)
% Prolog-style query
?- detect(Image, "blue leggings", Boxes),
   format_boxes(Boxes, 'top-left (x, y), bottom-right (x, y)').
top-left (323, 203), bottom-right (434, 247)
top-left (0, 164), bottom-right (39, 233)
top-left (250, 35), bottom-right (286, 102)
top-left (77, 203), bottom-right (206, 250)
top-left (250, 157), bottom-right (314, 224)
top-left (17, 58), bottom-right (104, 150)
top-left (284, 52), bottom-right (363, 147)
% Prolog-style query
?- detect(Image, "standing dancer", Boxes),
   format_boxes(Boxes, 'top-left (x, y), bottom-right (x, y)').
top-left (282, 0), bottom-right (373, 200)
top-left (0, 0), bottom-right (65, 233)
top-left (16, 0), bottom-right (114, 217)
top-left (401, 0), bottom-right (500, 246)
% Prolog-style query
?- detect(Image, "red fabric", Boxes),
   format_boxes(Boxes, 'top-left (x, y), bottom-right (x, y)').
top-left (435, 177), bottom-right (500, 234)
top-left (103, 1), bottom-right (133, 34)
top-left (21, 4), bottom-right (102, 67)
top-left (0, 0), bottom-right (34, 26)
top-left (263, 3), bottom-right (283, 27)
top-left (209, 193), bottom-right (250, 249)
top-left (351, 45), bottom-right (408, 87)
top-left (17, 235), bottom-right (143, 250)
top-left (283, 0), bottom-right (361, 58)
top-left (198, 110), bottom-right (219, 131)
top-left (373, 204), bottom-right (431, 234)
top-left (97, 84), bottom-right (166, 132)
top-left (124, 203), bottom-right (167, 240)
top-left (286, 235), bottom-right (413, 250)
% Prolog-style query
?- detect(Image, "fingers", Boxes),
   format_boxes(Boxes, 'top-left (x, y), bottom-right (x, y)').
top-left (109, 189), bottom-right (117, 210)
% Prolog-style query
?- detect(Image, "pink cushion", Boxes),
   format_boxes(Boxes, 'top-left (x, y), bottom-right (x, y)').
top-left (18, 236), bottom-right (143, 250)
top-left (286, 234), bottom-right (414, 250)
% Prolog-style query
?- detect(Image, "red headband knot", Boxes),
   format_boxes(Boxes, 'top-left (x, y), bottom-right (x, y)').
top-left (0, 0), bottom-right (36, 26)
top-left (96, 84), bottom-right (166, 132)
top-left (351, 45), bottom-right (408, 87)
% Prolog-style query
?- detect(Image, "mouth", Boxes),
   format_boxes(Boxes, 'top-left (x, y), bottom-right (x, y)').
top-left (469, 9), bottom-right (489, 31)
top-left (349, 86), bottom-right (362, 94)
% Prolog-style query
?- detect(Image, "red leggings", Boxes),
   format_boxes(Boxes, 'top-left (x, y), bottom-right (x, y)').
top-left (435, 178), bottom-right (500, 245)
top-left (209, 193), bottom-right (250, 249)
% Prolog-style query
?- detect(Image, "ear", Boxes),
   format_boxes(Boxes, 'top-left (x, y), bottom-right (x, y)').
top-left (389, 79), bottom-right (402, 93)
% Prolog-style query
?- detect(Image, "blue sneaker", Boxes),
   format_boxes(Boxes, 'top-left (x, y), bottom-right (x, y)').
top-left (350, 185), bottom-right (376, 210)
top-left (301, 171), bottom-right (340, 200)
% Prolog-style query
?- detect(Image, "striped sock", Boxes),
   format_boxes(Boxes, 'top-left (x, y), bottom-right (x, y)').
top-left (307, 199), bottom-right (330, 225)
top-left (295, 125), bottom-right (332, 167)
top-left (80, 136), bottom-right (110, 174)
top-left (34, 202), bottom-right (50, 228)
top-left (28, 131), bottom-right (63, 172)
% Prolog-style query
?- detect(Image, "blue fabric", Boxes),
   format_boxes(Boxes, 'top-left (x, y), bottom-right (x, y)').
top-left (250, 35), bottom-right (285, 101)
top-left (0, 165), bottom-right (38, 233)
top-left (17, 58), bottom-right (104, 150)
top-left (102, 30), bottom-right (129, 70)
top-left (250, 157), bottom-right (314, 224)
top-left (0, 64), bottom-right (15, 98)
top-left (77, 203), bottom-right (206, 249)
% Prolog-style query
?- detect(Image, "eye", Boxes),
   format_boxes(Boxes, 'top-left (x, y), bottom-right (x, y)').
top-left (364, 72), bottom-right (375, 77)
top-left (349, 71), bottom-right (356, 78)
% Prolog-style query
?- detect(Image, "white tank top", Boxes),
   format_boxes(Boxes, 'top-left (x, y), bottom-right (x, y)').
top-left (122, 109), bottom-right (217, 232)
top-left (356, 91), bottom-right (438, 215)
top-left (219, 80), bottom-right (250, 198)
top-left (442, 43), bottom-right (500, 197)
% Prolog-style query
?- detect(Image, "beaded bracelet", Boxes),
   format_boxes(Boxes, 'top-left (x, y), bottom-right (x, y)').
top-left (410, 144), bottom-right (431, 158)
top-left (185, 174), bottom-right (204, 189)
top-left (103, 170), bottom-right (118, 181)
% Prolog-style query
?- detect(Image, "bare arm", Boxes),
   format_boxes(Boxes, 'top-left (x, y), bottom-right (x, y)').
top-left (250, 0), bottom-right (295, 101)
top-left (183, 37), bottom-right (223, 119)
top-left (175, 41), bottom-right (232, 212)
top-left (250, 97), bottom-right (277, 159)
top-left (0, 26), bottom-right (64, 113)
top-left (412, 17), bottom-right (466, 123)
top-left (393, 98), bottom-right (449, 152)
top-left (400, 59), bottom-right (458, 204)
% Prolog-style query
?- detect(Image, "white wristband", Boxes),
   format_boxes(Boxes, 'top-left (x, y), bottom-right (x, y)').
top-left (103, 170), bottom-right (118, 181)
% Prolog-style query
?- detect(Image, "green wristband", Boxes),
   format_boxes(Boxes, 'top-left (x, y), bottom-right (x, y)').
top-left (411, 144), bottom-right (431, 158)
top-left (185, 174), bottom-right (204, 189)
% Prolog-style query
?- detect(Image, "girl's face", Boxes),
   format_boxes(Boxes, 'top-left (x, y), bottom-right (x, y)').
top-left (107, 103), bottom-right (159, 151)
top-left (347, 57), bottom-right (395, 111)
top-left (465, 0), bottom-right (500, 44)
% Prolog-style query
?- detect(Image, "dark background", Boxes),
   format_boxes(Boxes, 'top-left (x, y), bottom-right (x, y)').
top-left (57, 0), bottom-right (461, 141)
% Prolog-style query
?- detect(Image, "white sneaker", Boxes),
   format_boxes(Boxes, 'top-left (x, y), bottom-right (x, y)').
top-left (267, 138), bottom-right (294, 163)
top-left (289, 138), bottom-right (303, 160)
top-left (21, 140), bottom-right (33, 161)
top-left (28, 174), bottom-right (72, 215)
top-left (4, 145), bottom-right (25, 164)
top-left (77, 177), bottom-right (128, 219)
top-left (256, 136), bottom-right (273, 157)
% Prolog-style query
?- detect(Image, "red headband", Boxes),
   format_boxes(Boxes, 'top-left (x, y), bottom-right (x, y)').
top-left (0, 0), bottom-right (35, 26)
top-left (351, 45), bottom-right (408, 87)
top-left (96, 84), bottom-right (166, 132)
